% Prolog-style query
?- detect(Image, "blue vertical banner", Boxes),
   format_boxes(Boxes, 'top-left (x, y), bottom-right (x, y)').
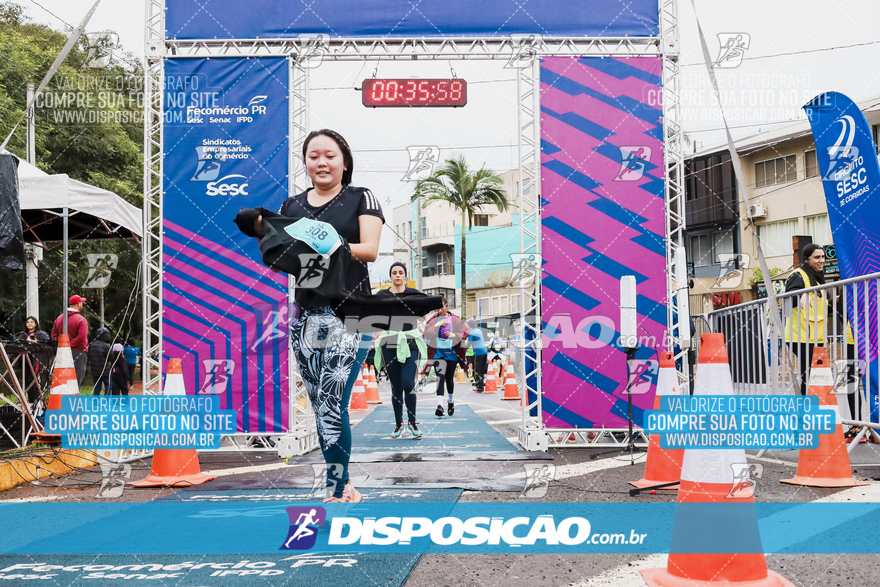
top-left (163, 58), bottom-right (290, 432)
top-left (804, 91), bottom-right (880, 421)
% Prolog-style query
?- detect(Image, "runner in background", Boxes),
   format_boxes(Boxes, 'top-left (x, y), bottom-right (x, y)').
top-left (488, 330), bottom-right (505, 374)
top-left (424, 298), bottom-right (469, 416)
top-left (467, 320), bottom-right (489, 392)
top-left (374, 262), bottom-right (427, 438)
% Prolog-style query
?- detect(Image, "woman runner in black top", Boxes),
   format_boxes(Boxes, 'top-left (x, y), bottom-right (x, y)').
top-left (374, 263), bottom-right (427, 438)
top-left (277, 129), bottom-right (383, 503)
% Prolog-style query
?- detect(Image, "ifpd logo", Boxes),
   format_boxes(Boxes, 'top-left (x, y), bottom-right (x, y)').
top-left (280, 506), bottom-right (326, 550)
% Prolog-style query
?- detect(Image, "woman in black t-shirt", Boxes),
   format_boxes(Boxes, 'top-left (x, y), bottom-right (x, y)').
top-left (277, 129), bottom-right (384, 504)
top-left (374, 263), bottom-right (427, 438)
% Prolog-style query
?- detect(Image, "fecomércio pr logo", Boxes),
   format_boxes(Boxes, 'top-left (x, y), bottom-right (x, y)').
top-left (280, 507), bottom-right (326, 550)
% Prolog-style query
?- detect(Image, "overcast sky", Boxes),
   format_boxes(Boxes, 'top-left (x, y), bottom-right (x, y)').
top-left (18, 0), bottom-right (880, 262)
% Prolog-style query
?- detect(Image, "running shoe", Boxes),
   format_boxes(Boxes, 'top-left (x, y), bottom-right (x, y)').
top-left (447, 402), bottom-right (455, 416)
top-left (435, 405), bottom-right (445, 417)
top-left (391, 424), bottom-right (404, 438)
top-left (408, 422), bottom-right (423, 438)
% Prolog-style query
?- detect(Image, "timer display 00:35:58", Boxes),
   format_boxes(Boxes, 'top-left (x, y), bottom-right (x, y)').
top-left (362, 78), bottom-right (467, 107)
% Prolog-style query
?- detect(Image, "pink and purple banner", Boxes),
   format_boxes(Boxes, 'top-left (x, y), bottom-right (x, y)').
top-left (540, 56), bottom-right (666, 428)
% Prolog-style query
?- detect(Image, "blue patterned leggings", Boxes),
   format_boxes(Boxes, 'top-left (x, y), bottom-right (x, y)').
top-left (290, 306), bottom-right (368, 498)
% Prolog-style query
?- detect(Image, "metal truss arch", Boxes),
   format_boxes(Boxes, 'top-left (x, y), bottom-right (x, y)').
top-left (145, 1), bottom-right (679, 454)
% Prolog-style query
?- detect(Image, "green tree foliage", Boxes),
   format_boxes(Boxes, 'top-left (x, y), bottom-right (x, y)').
top-left (412, 155), bottom-right (509, 318)
top-left (0, 3), bottom-right (143, 346)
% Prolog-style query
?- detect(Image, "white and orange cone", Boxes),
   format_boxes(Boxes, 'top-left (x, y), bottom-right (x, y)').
top-left (44, 334), bottom-right (80, 411)
top-left (484, 362), bottom-right (498, 393)
top-left (502, 360), bottom-right (520, 400)
top-left (642, 333), bottom-right (795, 587)
top-left (350, 371), bottom-right (368, 411)
top-left (32, 334), bottom-right (79, 441)
top-left (133, 358), bottom-right (216, 488)
top-left (366, 366), bottom-right (381, 404)
top-left (629, 351), bottom-right (683, 490)
top-left (781, 347), bottom-right (869, 488)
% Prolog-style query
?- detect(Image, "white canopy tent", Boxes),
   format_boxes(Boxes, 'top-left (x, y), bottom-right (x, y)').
top-left (2, 151), bottom-right (142, 327)
top-left (13, 153), bottom-right (142, 241)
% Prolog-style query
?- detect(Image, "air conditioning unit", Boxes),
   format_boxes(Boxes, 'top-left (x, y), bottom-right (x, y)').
top-left (748, 202), bottom-right (767, 218)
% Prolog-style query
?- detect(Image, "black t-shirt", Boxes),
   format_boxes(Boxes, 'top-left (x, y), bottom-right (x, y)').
top-left (279, 185), bottom-right (385, 296)
top-left (374, 287), bottom-right (423, 336)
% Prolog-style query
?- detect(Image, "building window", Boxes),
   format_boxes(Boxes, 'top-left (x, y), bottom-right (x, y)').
top-left (478, 297), bottom-right (491, 316)
top-left (689, 234), bottom-right (711, 267)
top-left (873, 124), bottom-right (880, 156)
top-left (757, 219), bottom-right (798, 257)
top-left (420, 217), bottom-right (427, 238)
top-left (755, 154), bottom-right (796, 188)
top-left (474, 214), bottom-right (490, 226)
top-left (426, 287), bottom-right (456, 308)
top-left (712, 230), bottom-right (734, 264)
top-left (804, 150), bottom-right (819, 178)
top-left (805, 214), bottom-right (832, 246)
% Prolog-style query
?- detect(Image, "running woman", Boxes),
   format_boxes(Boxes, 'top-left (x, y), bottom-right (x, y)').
top-left (424, 298), bottom-right (469, 416)
top-left (374, 262), bottom-right (427, 438)
top-left (278, 129), bottom-right (383, 503)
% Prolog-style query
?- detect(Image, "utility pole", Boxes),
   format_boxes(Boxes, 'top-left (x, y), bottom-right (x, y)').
top-left (25, 82), bottom-right (41, 320)
top-left (415, 195), bottom-right (423, 290)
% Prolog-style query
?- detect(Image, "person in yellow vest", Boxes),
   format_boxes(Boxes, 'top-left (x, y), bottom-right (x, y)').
top-left (784, 243), bottom-right (826, 395)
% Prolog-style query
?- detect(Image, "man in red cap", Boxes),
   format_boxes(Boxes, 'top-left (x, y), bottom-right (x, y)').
top-left (51, 294), bottom-right (89, 386)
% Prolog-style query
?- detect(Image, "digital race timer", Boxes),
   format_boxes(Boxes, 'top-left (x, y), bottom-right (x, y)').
top-left (362, 78), bottom-right (467, 107)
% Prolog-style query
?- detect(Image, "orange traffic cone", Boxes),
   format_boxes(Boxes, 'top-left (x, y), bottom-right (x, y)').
top-left (484, 362), bottom-right (497, 393)
top-left (32, 334), bottom-right (79, 441)
top-left (781, 347), bottom-right (869, 488)
top-left (350, 371), bottom-right (368, 411)
top-left (502, 360), bottom-right (520, 400)
top-left (368, 365), bottom-right (377, 384)
top-left (133, 358), bottom-right (216, 488)
top-left (455, 364), bottom-right (466, 384)
top-left (366, 367), bottom-right (381, 404)
top-left (629, 351), bottom-right (683, 490)
top-left (642, 334), bottom-right (795, 587)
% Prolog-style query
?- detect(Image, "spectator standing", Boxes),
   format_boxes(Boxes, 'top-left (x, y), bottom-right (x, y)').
top-left (109, 343), bottom-right (130, 396)
top-left (51, 294), bottom-right (89, 387)
top-left (123, 341), bottom-right (142, 385)
top-left (18, 316), bottom-right (50, 344)
top-left (88, 327), bottom-right (113, 395)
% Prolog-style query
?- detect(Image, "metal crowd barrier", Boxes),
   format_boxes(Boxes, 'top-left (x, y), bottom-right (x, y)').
top-left (704, 272), bottom-right (880, 428)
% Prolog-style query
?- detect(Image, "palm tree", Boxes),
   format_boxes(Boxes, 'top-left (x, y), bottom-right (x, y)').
top-left (412, 155), bottom-right (510, 318)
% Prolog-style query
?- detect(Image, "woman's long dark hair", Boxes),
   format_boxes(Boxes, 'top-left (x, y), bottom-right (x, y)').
top-left (25, 316), bottom-right (39, 332)
top-left (302, 129), bottom-right (353, 186)
top-left (799, 243), bottom-right (825, 285)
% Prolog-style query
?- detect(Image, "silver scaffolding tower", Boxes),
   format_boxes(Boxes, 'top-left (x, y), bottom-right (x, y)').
top-left (142, 0), bottom-right (687, 453)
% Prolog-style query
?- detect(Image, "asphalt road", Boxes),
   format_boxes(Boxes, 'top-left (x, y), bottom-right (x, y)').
top-left (2, 376), bottom-right (879, 587)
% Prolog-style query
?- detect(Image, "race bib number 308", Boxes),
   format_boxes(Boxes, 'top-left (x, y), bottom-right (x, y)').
top-left (284, 219), bottom-right (343, 255)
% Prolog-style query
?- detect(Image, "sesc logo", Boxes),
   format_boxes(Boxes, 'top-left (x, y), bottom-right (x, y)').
top-left (206, 174), bottom-right (249, 196)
